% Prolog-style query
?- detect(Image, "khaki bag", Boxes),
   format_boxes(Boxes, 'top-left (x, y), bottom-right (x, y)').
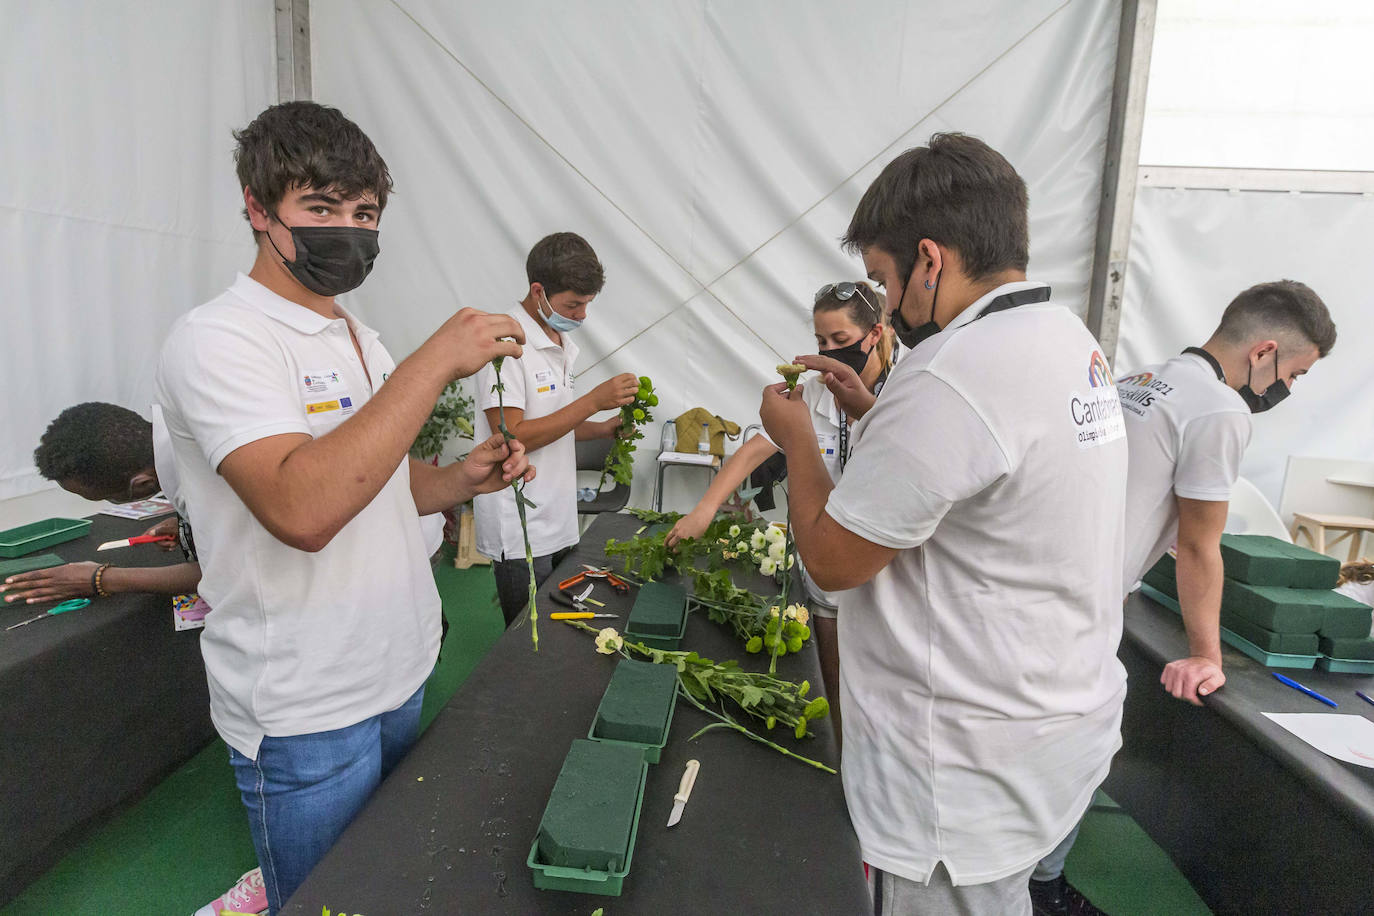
top-left (673, 408), bottom-right (741, 457)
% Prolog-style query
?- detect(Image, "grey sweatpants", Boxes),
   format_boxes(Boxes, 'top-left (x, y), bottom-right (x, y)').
top-left (868, 862), bottom-right (1034, 916)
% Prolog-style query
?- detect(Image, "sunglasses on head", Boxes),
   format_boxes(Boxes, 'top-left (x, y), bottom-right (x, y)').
top-left (814, 282), bottom-right (878, 316)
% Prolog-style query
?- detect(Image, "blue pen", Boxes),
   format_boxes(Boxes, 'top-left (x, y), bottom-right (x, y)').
top-left (1272, 672), bottom-right (1338, 708)
top-left (1356, 690), bottom-right (1374, 709)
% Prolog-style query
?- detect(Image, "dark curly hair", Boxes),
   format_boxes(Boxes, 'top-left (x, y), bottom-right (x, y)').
top-left (234, 101), bottom-right (393, 238)
top-left (34, 403), bottom-right (153, 491)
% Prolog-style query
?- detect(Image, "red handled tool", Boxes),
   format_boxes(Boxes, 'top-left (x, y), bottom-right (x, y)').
top-left (97, 534), bottom-right (177, 551)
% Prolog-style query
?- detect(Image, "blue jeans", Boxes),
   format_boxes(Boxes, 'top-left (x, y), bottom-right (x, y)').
top-left (228, 682), bottom-right (426, 914)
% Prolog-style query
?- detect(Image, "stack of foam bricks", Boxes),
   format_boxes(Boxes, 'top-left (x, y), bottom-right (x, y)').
top-left (1143, 534), bottom-right (1374, 663)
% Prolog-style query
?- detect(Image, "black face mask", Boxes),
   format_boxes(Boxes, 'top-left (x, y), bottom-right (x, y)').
top-left (1237, 348), bottom-right (1290, 413)
top-left (820, 337), bottom-right (874, 377)
top-left (267, 216), bottom-right (380, 297)
top-left (890, 258), bottom-right (941, 349)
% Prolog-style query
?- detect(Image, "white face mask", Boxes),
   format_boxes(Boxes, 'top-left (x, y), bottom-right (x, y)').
top-left (540, 291), bottom-right (583, 332)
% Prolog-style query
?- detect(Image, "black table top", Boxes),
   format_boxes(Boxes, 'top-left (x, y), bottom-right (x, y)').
top-left (1123, 590), bottom-right (1374, 837)
top-left (285, 512), bottom-right (866, 914)
top-left (1, 510), bottom-right (183, 671)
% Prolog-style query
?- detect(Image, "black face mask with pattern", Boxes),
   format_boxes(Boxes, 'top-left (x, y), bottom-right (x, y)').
top-left (267, 215), bottom-right (380, 297)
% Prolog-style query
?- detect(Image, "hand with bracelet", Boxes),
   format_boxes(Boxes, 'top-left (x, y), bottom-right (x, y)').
top-left (2, 559), bottom-right (200, 604)
top-left (1, 561), bottom-right (105, 604)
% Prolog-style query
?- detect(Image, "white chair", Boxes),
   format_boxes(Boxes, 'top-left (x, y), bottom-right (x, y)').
top-left (1225, 476), bottom-right (1291, 541)
top-left (651, 420), bottom-right (719, 512)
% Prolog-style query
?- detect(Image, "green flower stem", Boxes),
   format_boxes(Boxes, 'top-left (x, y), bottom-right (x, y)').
top-left (492, 355), bottom-right (538, 652)
top-left (678, 685), bottom-right (836, 774)
top-left (768, 523), bottom-right (795, 675)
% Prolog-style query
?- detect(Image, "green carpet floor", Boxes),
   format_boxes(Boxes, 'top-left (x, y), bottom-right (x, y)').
top-left (3, 560), bottom-right (503, 916)
top-left (2, 558), bottom-right (1211, 915)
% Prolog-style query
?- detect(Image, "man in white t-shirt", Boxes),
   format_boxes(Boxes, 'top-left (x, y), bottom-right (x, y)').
top-left (1029, 279), bottom-right (1336, 915)
top-left (474, 232), bottom-right (640, 625)
top-left (153, 101), bottom-right (533, 914)
top-left (761, 133), bottom-right (1129, 916)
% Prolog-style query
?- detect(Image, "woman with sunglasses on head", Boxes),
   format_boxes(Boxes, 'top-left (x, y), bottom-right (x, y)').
top-left (666, 281), bottom-right (893, 737)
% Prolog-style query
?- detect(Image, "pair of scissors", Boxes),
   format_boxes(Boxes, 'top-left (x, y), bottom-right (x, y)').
top-left (549, 583), bottom-right (618, 620)
top-left (6, 598), bottom-right (91, 631)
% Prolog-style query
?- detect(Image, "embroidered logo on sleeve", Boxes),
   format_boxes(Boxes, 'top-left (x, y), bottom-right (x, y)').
top-left (1069, 350), bottom-right (1125, 449)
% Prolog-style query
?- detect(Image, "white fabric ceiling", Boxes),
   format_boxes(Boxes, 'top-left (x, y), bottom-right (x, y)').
top-left (311, 0), bottom-right (1121, 509)
top-left (1116, 185), bottom-right (1374, 509)
top-left (1, 0), bottom-right (1118, 510)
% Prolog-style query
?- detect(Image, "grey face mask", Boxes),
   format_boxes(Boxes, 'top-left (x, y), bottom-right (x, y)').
top-left (267, 215), bottom-right (380, 296)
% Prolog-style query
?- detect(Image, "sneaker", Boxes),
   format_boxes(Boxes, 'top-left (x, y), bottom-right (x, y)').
top-left (1029, 874), bottom-right (1107, 916)
top-left (193, 867), bottom-right (267, 916)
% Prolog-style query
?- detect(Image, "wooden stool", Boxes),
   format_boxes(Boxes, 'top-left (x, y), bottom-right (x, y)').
top-left (1290, 512), bottom-right (1374, 563)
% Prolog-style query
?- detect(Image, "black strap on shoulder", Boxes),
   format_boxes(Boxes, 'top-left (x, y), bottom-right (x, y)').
top-left (1182, 346), bottom-right (1225, 382)
top-left (975, 284), bottom-right (1052, 320)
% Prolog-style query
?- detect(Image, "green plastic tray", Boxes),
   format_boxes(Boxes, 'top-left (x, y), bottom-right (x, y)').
top-left (1140, 584), bottom-right (1319, 669)
top-left (0, 518), bottom-right (91, 558)
top-left (1316, 656), bottom-right (1374, 674)
top-left (0, 553), bottom-right (66, 578)
top-left (588, 659), bottom-right (679, 764)
top-left (527, 750), bottom-right (648, 897)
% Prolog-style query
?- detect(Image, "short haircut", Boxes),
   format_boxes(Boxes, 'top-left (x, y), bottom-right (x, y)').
top-left (526, 232), bottom-right (605, 297)
top-left (842, 132), bottom-right (1029, 282)
top-left (1214, 280), bottom-right (1337, 357)
top-left (233, 101), bottom-right (393, 236)
top-left (34, 403), bottom-right (154, 490)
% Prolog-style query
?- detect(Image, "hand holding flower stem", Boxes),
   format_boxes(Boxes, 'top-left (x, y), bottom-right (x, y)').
top-left (492, 353), bottom-right (540, 651)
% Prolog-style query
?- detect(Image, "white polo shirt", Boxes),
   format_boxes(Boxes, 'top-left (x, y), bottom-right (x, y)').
top-left (825, 282), bottom-right (1129, 885)
top-left (153, 273), bottom-right (441, 759)
top-left (1117, 351), bottom-right (1252, 587)
top-left (759, 376), bottom-right (847, 609)
top-left (473, 305), bottom-right (581, 559)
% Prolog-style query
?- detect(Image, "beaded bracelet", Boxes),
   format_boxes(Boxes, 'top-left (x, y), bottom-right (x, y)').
top-left (93, 562), bottom-right (112, 598)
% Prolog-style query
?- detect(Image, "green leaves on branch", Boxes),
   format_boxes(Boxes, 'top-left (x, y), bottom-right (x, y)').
top-left (599, 376), bottom-right (657, 490)
top-left (411, 379), bottom-right (475, 460)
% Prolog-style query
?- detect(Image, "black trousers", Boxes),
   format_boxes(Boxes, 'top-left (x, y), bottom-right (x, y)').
top-left (492, 545), bottom-right (576, 626)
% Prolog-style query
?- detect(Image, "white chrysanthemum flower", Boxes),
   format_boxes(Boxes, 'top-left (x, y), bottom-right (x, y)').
top-left (728, 524), bottom-right (742, 538)
top-left (735, 541), bottom-right (749, 553)
top-left (765, 524), bottom-right (786, 545)
top-left (759, 556), bottom-right (778, 576)
top-left (794, 606), bottom-right (810, 625)
top-left (767, 540), bottom-right (786, 561)
top-left (750, 530), bottom-right (768, 551)
top-left (769, 605), bottom-right (781, 618)
top-left (594, 627), bottom-right (624, 654)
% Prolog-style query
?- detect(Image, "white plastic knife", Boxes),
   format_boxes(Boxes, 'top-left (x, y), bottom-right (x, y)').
top-left (666, 758), bottom-right (700, 827)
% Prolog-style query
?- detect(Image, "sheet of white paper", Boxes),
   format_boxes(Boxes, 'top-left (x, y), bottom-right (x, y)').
top-left (1262, 712), bottom-right (1374, 768)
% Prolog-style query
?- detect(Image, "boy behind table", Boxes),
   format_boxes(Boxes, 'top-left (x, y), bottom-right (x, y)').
top-left (153, 100), bottom-right (532, 913)
top-left (760, 133), bottom-right (1130, 915)
top-left (1029, 279), bottom-right (1336, 916)
top-left (473, 233), bottom-right (641, 624)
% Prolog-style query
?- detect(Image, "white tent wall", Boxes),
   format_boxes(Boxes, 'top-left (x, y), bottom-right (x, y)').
top-left (1116, 185), bottom-right (1374, 510)
top-left (0, 1), bottom-right (276, 504)
top-left (311, 0), bottom-right (1122, 511)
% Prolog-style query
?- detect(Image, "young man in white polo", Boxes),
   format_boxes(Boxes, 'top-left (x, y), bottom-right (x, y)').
top-left (1027, 279), bottom-right (1336, 915)
top-left (155, 101), bottom-right (533, 914)
top-left (761, 133), bottom-right (1129, 915)
top-left (474, 232), bottom-right (640, 624)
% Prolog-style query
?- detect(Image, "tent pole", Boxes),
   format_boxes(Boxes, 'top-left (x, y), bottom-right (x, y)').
top-left (276, 0), bottom-right (311, 102)
top-left (1086, 0), bottom-right (1156, 366)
